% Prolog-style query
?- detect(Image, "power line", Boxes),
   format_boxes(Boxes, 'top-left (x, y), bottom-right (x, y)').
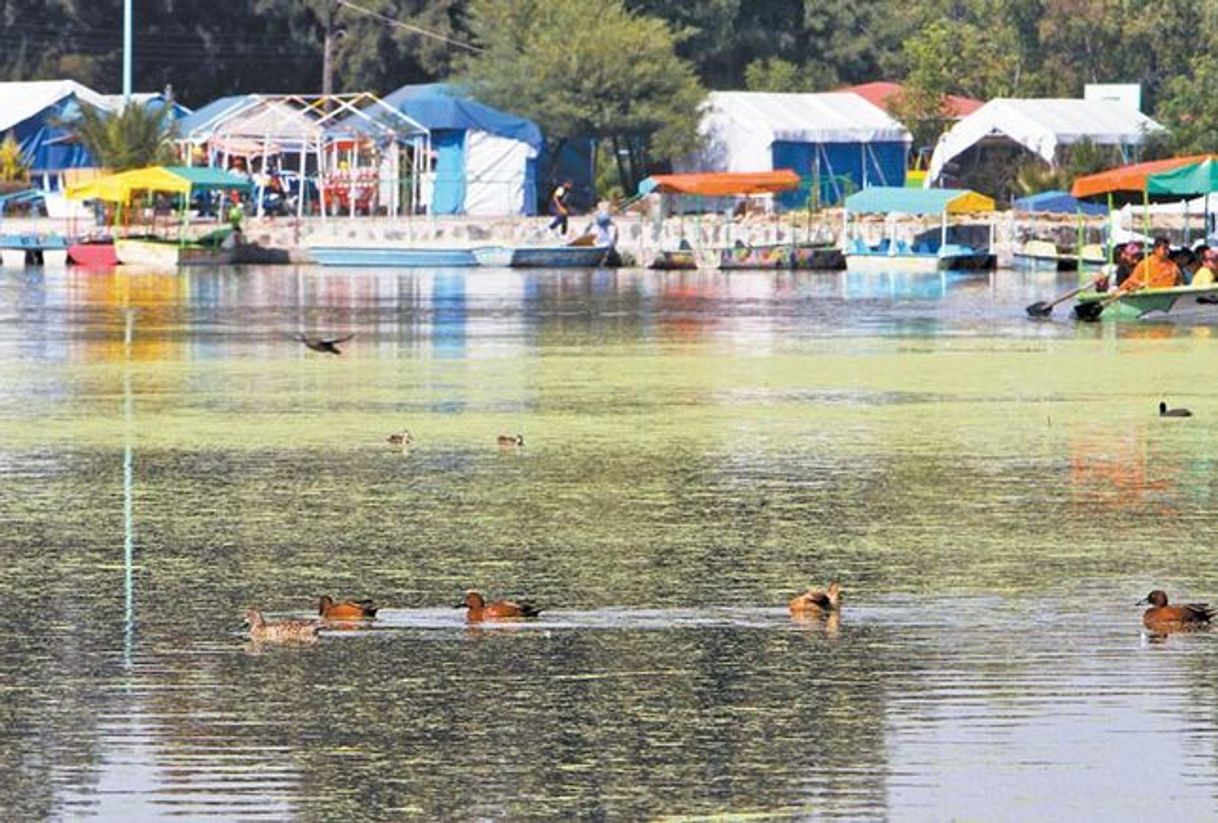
top-left (336, 0), bottom-right (482, 53)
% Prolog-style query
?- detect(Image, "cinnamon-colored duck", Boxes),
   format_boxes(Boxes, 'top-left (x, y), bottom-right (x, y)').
top-left (318, 595), bottom-right (378, 620)
top-left (789, 582), bottom-right (842, 617)
top-left (1139, 589), bottom-right (1214, 632)
top-left (455, 590), bottom-right (543, 621)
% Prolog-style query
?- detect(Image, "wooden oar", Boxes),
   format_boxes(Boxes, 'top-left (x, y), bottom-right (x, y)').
top-left (1026, 272), bottom-right (1106, 317)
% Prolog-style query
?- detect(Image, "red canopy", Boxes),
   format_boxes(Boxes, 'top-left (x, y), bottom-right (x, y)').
top-left (640, 170), bottom-right (801, 197)
top-left (1071, 155), bottom-right (1218, 198)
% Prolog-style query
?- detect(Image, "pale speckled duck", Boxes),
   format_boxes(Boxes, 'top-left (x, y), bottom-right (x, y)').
top-left (245, 609), bottom-right (321, 643)
top-left (1139, 589), bottom-right (1214, 632)
top-left (789, 582), bottom-right (842, 617)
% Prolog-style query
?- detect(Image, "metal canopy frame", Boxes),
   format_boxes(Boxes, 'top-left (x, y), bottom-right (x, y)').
top-left (175, 92), bottom-right (431, 218)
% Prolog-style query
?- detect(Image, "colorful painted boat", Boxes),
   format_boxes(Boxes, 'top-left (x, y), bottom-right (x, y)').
top-left (1074, 284), bottom-right (1218, 321)
top-left (718, 241), bottom-right (845, 270)
top-left (115, 237), bottom-right (237, 268)
top-left (307, 244), bottom-right (478, 267)
top-left (472, 244), bottom-right (611, 268)
top-left (0, 233), bottom-right (69, 267)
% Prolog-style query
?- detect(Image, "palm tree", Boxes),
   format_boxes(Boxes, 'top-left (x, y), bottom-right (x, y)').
top-left (67, 102), bottom-right (178, 171)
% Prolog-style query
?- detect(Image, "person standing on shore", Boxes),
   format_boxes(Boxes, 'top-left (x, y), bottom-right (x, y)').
top-left (548, 180), bottom-right (573, 236)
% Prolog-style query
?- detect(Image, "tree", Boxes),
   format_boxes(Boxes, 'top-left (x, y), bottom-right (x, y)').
top-left (0, 131), bottom-right (29, 184)
top-left (66, 103), bottom-right (178, 171)
top-left (1155, 54), bottom-right (1218, 156)
top-left (458, 0), bottom-right (705, 194)
top-left (744, 58), bottom-right (820, 93)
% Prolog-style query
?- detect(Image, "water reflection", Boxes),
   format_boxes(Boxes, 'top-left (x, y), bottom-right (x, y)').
top-left (2, 265), bottom-right (1218, 819)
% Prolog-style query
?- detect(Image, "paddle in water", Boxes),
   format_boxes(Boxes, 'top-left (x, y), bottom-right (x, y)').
top-left (1026, 272), bottom-right (1107, 317)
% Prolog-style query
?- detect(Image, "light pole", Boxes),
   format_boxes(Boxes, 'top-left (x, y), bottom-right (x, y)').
top-left (123, 0), bottom-right (132, 101)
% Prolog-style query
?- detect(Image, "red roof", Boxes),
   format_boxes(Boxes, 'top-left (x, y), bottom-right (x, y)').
top-left (842, 82), bottom-right (984, 119)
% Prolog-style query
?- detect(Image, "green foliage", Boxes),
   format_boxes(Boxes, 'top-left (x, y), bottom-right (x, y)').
top-left (1155, 54), bottom-right (1218, 156)
top-left (66, 104), bottom-right (178, 171)
top-left (744, 59), bottom-right (815, 93)
top-left (0, 131), bottom-right (29, 182)
top-left (458, 0), bottom-right (704, 193)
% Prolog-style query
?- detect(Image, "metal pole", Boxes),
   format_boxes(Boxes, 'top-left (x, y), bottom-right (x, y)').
top-left (123, 0), bottom-right (133, 101)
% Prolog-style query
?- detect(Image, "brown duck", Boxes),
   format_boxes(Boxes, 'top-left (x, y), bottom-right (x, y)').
top-left (1139, 590), bottom-right (1214, 632)
top-left (455, 590), bottom-right (543, 621)
top-left (789, 582), bottom-right (842, 617)
top-left (318, 595), bottom-right (378, 620)
top-left (497, 433), bottom-right (524, 447)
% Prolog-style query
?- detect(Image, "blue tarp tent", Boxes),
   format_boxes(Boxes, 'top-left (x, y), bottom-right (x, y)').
top-left (1013, 190), bottom-right (1108, 215)
top-left (0, 80), bottom-right (188, 185)
top-left (690, 91), bottom-right (913, 209)
top-left (382, 83), bottom-right (542, 216)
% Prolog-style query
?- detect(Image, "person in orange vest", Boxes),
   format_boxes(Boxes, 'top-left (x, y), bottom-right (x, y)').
top-left (1118, 236), bottom-right (1181, 292)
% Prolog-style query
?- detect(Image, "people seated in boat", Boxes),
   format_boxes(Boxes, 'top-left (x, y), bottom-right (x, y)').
top-left (1191, 248), bottom-right (1218, 287)
top-left (1113, 242), bottom-right (1142, 288)
top-left (1171, 247), bottom-right (1199, 284)
top-left (1118, 237), bottom-right (1180, 292)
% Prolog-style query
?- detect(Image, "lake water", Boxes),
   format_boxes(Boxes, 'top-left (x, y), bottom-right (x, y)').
top-left (2, 264), bottom-right (1217, 821)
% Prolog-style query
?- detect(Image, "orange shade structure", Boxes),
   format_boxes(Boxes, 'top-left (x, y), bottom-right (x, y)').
top-left (1070, 154), bottom-right (1218, 198)
top-left (638, 170), bottom-right (801, 197)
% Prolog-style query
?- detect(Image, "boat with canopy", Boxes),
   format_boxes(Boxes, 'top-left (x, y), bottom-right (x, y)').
top-left (1070, 156), bottom-right (1218, 321)
top-left (842, 187), bottom-right (996, 272)
top-left (636, 170), bottom-right (844, 270)
top-left (66, 165), bottom-right (252, 267)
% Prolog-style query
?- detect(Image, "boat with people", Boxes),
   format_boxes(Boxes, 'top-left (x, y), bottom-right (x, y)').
top-left (472, 243), bottom-right (611, 268)
top-left (842, 186), bottom-right (997, 272)
top-left (649, 246), bottom-right (698, 270)
top-left (308, 243), bottom-right (478, 267)
top-left (1074, 284), bottom-right (1218, 322)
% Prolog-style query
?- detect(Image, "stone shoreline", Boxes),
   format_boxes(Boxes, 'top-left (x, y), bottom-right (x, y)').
top-left (0, 209), bottom-right (1100, 268)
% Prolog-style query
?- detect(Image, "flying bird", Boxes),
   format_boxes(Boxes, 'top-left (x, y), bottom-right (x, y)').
top-left (292, 332), bottom-right (355, 355)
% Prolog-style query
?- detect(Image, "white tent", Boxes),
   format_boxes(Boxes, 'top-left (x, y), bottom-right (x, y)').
top-left (0, 80), bottom-right (111, 133)
top-left (927, 98), bottom-right (1165, 185)
top-left (689, 91), bottom-right (911, 206)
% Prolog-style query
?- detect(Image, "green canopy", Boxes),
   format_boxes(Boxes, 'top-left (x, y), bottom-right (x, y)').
top-left (1145, 158), bottom-right (1218, 197)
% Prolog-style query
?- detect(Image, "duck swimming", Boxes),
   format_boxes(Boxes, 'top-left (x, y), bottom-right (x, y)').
top-left (497, 434), bottom-right (524, 447)
top-left (1139, 590), bottom-right (1214, 632)
top-left (387, 430), bottom-right (414, 448)
top-left (455, 590), bottom-right (543, 621)
top-left (245, 609), bottom-right (321, 643)
top-left (789, 582), bottom-right (842, 617)
top-left (318, 595), bottom-right (378, 620)
top-left (1159, 401), bottom-right (1192, 417)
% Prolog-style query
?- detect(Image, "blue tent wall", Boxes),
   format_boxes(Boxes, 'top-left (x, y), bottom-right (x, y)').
top-left (430, 130), bottom-right (466, 215)
top-left (771, 140), bottom-right (907, 209)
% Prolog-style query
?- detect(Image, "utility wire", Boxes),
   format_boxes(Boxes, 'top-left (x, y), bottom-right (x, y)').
top-left (336, 0), bottom-right (482, 53)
